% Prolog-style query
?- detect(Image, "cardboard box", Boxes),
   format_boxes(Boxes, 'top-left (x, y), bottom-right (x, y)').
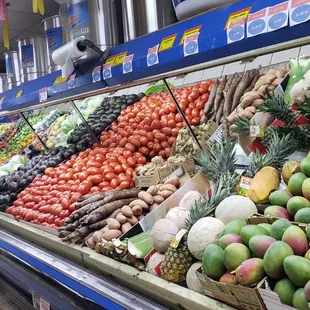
top-left (196, 268), bottom-right (267, 310)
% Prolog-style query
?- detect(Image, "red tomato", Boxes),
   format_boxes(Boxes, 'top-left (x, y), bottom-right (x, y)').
top-left (105, 172), bottom-right (116, 182)
top-left (59, 210), bottom-right (70, 219)
top-left (119, 180), bottom-right (131, 189)
top-left (90, 174), bottom-right (104, 185)
top-left (61, 198), bottom-right (70, 209)
top-left (87, 167), bottom-right (102, 175)
top-left (78, 171), bottom-right (89, 182)
top-left (110, 178), bottom-right (120, 189)
top-left (90, 186), bottom-right (101, 193)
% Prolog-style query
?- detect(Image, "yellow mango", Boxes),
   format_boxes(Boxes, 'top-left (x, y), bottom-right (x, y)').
top-left (249, 167), bottom-right (279, 204)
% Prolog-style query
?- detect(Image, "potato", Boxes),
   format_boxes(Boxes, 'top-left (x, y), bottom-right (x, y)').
top-left (102, 229), bottom-right (122, 241)
top-left (138, 191), bottom-right (154, 205)
top-left (149, 203), bottom-right (159, 212)
top-left (121, 205), bottom-right (133, 217)
top-left (116, 213), bottom-right (127, 224)
top-left (157, 190), bottom-right (173, 199)
top-left (164, 176), bottom-right (180, 188)
top-left (153, 195), bottom-right (165, 204)
top-left (147, 185), bottom-right (158, 196)
top-left (159, 184), bottom-right (177, 193)
top-left (86, 237), bottom-right (96, 249)
top-left (126, 216), bottom-right (138, 225)
top-left (129, 199), bottom-right (149, 210)
top-left (132, 205), bottom-right (143, 216)
top-left (92, 231), bottom-right (105, 243)
top-left (121, 223), bottom-right (132, 234)
top-left (138, 215), bottom-right (145, 221)
top-left (106, 218), bottom-right (121, 230)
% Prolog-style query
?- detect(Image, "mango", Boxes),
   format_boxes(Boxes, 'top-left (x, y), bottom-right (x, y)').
top-left (219, 273), bottom-right (238, 285)
top-left (218, 234), bottom-right (242, 249)
top-left (224, 243), bottom-right (251, 272)
top-left (264, 205), bottom-right (290, 219)
top-left (288, 172), bottom-right (307, 196)
top-left (293, 288), bottom-right (309, 310)
top-left (284, 256), bottom-right (310, 287)
top-left (282, 226), bottom-right (308, 256)
top-left (236, 258), bottom-right (265, 286)
top-left (301, 157), bottom-right (310, 177)
top-left (269, 190), bottom-right (293, 207)
top-left (287, 196), bottom-right (310, 217)
top-left (258, 223), bottom-right (271, 233)
top-left (270, 219), bottom-right (292, 240)
top-left (307, 224), bottom-right (310, 241)
top-left (249, 167), bottom-right (279, 204)
top-left (263, 241), bottom-right (294, 279)
top-left (249, 235), bottom-right (276, 258)
top-left (221, 219), bottom-right (246, 236)
top-left (274, 278), bottom-right (297, 306)
top-left (282, 161), bottom-right (301, 185)
top-left (295, 208), bottom-right (310, 224)
top-left (305, 280), bottom-right (310, 302)
top-left (202, 244), bottom-right (226, 280)
top-left (302, 178), bottom-right (310, 200)
top-left (240, 225), bottom-right (269, 246)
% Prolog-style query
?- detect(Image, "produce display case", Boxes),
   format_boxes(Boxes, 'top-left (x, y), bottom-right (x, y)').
top-left (1, 0), bottom-right (310, 309)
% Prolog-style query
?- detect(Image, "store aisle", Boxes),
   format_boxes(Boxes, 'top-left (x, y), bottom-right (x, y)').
top-left (0, 290), bottom-right (21, 310)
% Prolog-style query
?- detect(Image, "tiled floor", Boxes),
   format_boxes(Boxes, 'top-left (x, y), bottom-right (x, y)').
top-left (0, 290), bottom-right (21, 310)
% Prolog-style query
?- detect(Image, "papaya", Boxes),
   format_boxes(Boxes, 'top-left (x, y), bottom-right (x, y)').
top-left (236, 258), bottom-right (265, 286)
top-left (202, 244), bottom-right (226, 280)
top-left (249, 167), bottom-right (279, 204)
top-left (240, 225), bottom-right (269, 246)
top-left (274, 278), bottom-right (297, 306)
top-left (284, 256), bottom-right (310, 287)
top-left (263, 241), bottom-right (294, 279)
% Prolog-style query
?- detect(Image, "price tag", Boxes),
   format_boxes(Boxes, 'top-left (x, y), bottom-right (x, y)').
top-left (92, 66), bottom-right (101, 83)
top-left (16, 89), bottom-right (23, 98)
top-left (237, 176), bottom-right (253, 197)
top-left (39, 297), bottom-right (50, 310)
top-left (53, 76), bottom-right (67, 85)
top-left (159, 34), bottom-right (177, 51)
top-left (147, 45), bottom-right (159, 67)
top-left (68, 74), bottom-right (76, 89)
top-left (179, 25), bottom-right (201, 44)
top-left (289, 0), bottom-right (310, 26)
top-left (227, 18), bottom-right (245, 44)
top-left (39, 87), bottom-right (48, 103)
top-left (102, 64), bottom-right (112, 80)
top-left (247, 8), bottom-right (268, 37)
top-left (0, 97), bottom-right (5, 110)
top-left (249, 125), bottom-right (264, 137)
top-left (183, 33), bottom-right (200, 57)
top-left (267, 2), bottom-right (289, 32)
top-left (123, 54), bottom-right (134, 74)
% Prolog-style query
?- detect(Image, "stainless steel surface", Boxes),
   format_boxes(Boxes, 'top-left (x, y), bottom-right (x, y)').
top-left (17, 37), bottom-right (48, 83)
top-left (61, 0), bottom-right (123, 57)
top-left (0, 35), bottom-right (308, 118)
top-left (122, 0), bottom-right (176, 42)
top-left (4, 51), bottom-right (21, 90)
top-left (42, 15), bottom-right (63, 73)
top-left (0, 229), bottom-right (168, 310)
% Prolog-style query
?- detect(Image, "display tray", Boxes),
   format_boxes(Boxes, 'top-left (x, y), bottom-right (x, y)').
top-left (0, 213), bottom-right (235, 310)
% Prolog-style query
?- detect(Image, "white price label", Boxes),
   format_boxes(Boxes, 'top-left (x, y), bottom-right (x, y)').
top-left (267, 2), bottom-right (289, 32)
top-left (68, 74), bottom-right (76, 89)
top-left (102, 64), bottom-right (112, 80)
top-left (147, 45), bottom-right (159, 67)
top-left (227, 18), bottom-right (245, 44)
top-left (289, 0), bottom-right (310, 26)
top-left (39, 297), bottom-right (50, 310)
top-left (246, 8), bottom-right (268, 38)
top-left (39, 87), bottom-right (48, 103)
top-left (123, 54), bottom-right (134, 74)
top-left (183, 33), bottom-right (200, 57)
top-left (92, 66), bottom-right (101, 83)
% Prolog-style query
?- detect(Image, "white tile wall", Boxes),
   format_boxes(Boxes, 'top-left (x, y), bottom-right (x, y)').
top-left (270, 47), bottom-right (301, 65)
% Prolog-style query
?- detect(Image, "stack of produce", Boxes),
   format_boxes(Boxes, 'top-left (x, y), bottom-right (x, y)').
top-left (34, 110), bottom-right (66, 133)
top-left (46, 114), bottom-right (69, 149)
top-left (0, 155), bottom-right (28, 177)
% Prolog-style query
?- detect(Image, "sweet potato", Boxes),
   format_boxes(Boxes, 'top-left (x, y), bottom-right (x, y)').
top-left (121, 223), bottom-right (132, 234)
top-left (106, 218), bottom-right (121, 230)
top-left (153, 195), bottom-right (165, 204)
top-left (102, 230), bottom-right (122, 241)
top-left (147, 185), bottom-right (158, 196)
top-left (121, 205), bottom-right (133, 217)
top-left (138, 215), bottom-right (145, 220)
top-left (109, 208), bottom-right (122, 219)
top-left (132, 205), bottom-right (143, 216)
top-left (149, 203), bottom-right (159, 212)
top-left (157, 190), bottom-right (173, 199)
top-left (86, 237), bottom-right (96, 249)
top-left (116, 213), bottom-right (127, 224)
top-left (126, 216), bottom-right (138, 225)
top-left (138, 191), bottom-right (154, 205)
top-left (159, 184), bottom-right (177, 192)
top-left (93, 231), bottom-right (105, 243)
top-left (164, 176), bottom-right (180, 187)
top-left (129, 199), bottom-right (149, 210)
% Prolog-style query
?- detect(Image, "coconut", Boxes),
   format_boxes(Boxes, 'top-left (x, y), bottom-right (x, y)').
top-left (188, 217), bottom-right (225, 260)
top-left (179, 191), bottom-right (202, 210)
top-left (186, 262), bottom-right (204, 294)
top-left (150, 219), bottom-right (178, 253)
top-left (146, 253), bottom-right (165, 276)
top-left (165, 207), bottom-right (190, 230)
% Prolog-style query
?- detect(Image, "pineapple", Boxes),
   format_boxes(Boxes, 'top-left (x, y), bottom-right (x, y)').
top-left (235, 117), bottom-right (250, 135)
top-left (160, 174), bottom-right (239, 283)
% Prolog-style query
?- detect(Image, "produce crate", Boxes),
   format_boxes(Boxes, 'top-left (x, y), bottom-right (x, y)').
top-left (247, 213), bottom-right (307, 233)
top-left (196, 268), bottom-right (267, 310)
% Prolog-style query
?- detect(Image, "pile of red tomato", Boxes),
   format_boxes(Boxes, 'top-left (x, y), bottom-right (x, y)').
top-left (6, 80), bottom-right (213, 228)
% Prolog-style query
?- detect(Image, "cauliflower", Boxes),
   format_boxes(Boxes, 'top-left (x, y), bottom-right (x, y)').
top-left (290, 69), bottom-right (310, 104)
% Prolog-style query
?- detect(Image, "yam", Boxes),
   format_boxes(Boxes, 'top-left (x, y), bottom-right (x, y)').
top-left (202, 81), bottom-right (218, 117)
top-left (150, 203), bottom-right (159, 212)
top-left (121, 205), bottom-right (133, 217)
top-left (58, 230), bottom-right (71, 238)
top-left (121, 223), bottom-right (132, 234)
top-left (132, 205), bottom-right (143, 216)
top-left (116, 213), bottom-right (127, 224)
top-left (138, 191), bottom-right (154, 205)
top-left (164, 176), bottom-right (180, 187)
top-left (245, 106), bottom-right (256, 114)
top-left (213, 76), bottom-right (227, 118)
top-left (86, 237), bottom-right (96, 249)
top-left (159, 184), bottom-right (177, 193)
top-left (109, 208), bottom-right (122, 219)
top-left (147, 185), bottom-right (158, 196)
top-left (232, 70), bottom-right (252, 111)
top-left (102, 230), bottom-right (122, 241)
top-left (129, 199), bottom-right (149, 210)
top-left (106, 218), bottom-right (121, 230)
top-left (126, 216), bottom-right (138, 225)
top-left (251, 99), bottom-right (264, 107)
top-left (153, 195), bottom-right (165, 204)
top-left (157, 190), bottom-right (173, 199)
top-left (215, 98), bottom-right (224, 124)
top-left (244, 69), bottom-right (260, 94)
top-left (92, 231), bottom-right (105, 243)
top-left (89, 220), bottom-right (107, 230)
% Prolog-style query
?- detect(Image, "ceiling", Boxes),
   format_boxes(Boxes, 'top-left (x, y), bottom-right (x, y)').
top-left (0, 0), bottom-right (59, 70)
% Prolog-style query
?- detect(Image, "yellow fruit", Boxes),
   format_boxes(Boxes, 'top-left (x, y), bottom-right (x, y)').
top-left (282, 161), bottom-right (301, 185)
top-left (249, 167), bottom-right (279, 204)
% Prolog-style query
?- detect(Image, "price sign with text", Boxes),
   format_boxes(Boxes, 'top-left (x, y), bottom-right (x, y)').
top-left (123, 54), bottom-right (134, 74)
top-left (227, 18), bottom-right (245, 44)
top-left (39, 87), bottom-right (48, 103)
top-left (183, 33), bottom-right (200, 57)
top-left (267, 2), bottom-right (289, 32)
top-left (102, 64), bottom-right (112, 80)
top-left (68, 74), bottom-right (76, 89)
top-left (247, 8), bottom-right (268, 37)
top-left (289, 0), bottom-right (310, 26)
top-left (147, 45), bottom-right (159, 67)
top-left (92, 66), bottom-right (101, 83)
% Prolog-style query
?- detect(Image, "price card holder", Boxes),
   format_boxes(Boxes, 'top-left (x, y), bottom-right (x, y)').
top-left (67, 74), bottom-right (76, 89)
top-left (147, 45), bottom-right (159, 67)
top-left (289, 0), bottom-right (310, 26)
top-left (267, 2), bottom-right (289, 32)
top-left (102, 64), bottom-right (112, 80)
top-left (92, 66), bottom-right (101, 83)
top-left (16, 89), bottom-right (23, 98)
top-left (227, 18), bottom-right (246, 44)
top-left (247, 8), bottom-right (268, 37)
top-left (123, 54), bottom-right (134, 74)
top-left (53, 76), bottom-right (67, 85)
top-left (39, 87), bottom-right (48, 103)
top-left (183, 33), bottom-right (200, 57)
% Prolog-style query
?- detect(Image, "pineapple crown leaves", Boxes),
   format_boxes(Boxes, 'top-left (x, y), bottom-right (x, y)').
top-left (257, 92), bottom-right (297, 126)
top-left (297, 99), bottom-right (310, 119)
top-left (235, 117), bottom-right (250, 135)
top-left (195, 138), bottom-right (237, 181)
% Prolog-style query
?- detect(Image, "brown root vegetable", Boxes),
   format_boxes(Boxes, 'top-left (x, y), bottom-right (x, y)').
top-left (58, 230), bottom-right (71, 238)
top-left (267, 85), bottom-right (275, 92)
top-left (252, 98), bottom-right (264, 107)
top-left (223, 74), bottom-right (235, 98)
top-left (86, 237), bottom-right (96, 249)
top-left (254, 75), bottom-right (276, 90)
top-left (257, 85), bottom-right (268, 95)
top-left (138, 191), bottom-right (154, 205)
top-left (132, 205), bottom-right (143, 216)
top-left (157, 190), bottom-right (173, 199)
top-left (213, 76), bottom-right (227, 117)
top-left (95, 243), bottom-right (102, 253)
top-left (149, 203), bottom-right (159, 212)
top-left (215, 98), bottom-right (224, 124)
top-left (243, 69), bottom-right (260, 94)
top-left (275, 68), bottom-right (286, 78)
top-left (272, 77), bottom-right (284, 86)
top-left (106, 218), bottom-right (121, 230)
top-left (164, 176), bottom-right (180, 187)
top-left (246, 106), bottom-right (256, 114)
top-left (227, 110), bottom-right (237, 123)
top-left (93, 231), bottom-right (105, 243)
top-left (116, 213), bottom-right (127, 224)
top-left (121, 223), bottom-right (132, 234)
top-left (129, 199), bottom-right (149, 210)
top-left (64, 221), bottom-right (80, 232)
top-left (231, 71), bottom-right (252, 111)
top-left (238, 108), bottom-right (254, 119)
top-left (126, 216), bottom-right (138, 225)
top-left (75, 192), bottom-right (106, 208)
top-left (229, 124), bottom-right (239, 133)
top-left (159, 184), bottom-right (177, 192)
top-left (153, 195), bottom-right (165, 204)
top-left (147, 185), bottom-right (158, 196)
top-left (109, 208), bottom-right (122, 219)
top-left (89, 220), bottom-right (107, 230)
top-left (138, 215), bottom-right (145, 220)
top-left (102, 230), bottom-right (122, 241)
top-left (121, 205), bottom-right (133, 217)
top-left (200, 114), bottom-right (208, 124)
top-left (202, 81), bottom-right (219, 118)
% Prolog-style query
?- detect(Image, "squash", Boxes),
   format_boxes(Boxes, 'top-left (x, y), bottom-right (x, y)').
top-left (215, 195), bottom-right (257, 224)
top-left (165, 207), bottom-right (190, 230)
top-left (179, 191), bottom-right (202, 210)
top-left (186, 262), bottom-right (204, 294)
top-left (187, 217), bottom-right (225, 260)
